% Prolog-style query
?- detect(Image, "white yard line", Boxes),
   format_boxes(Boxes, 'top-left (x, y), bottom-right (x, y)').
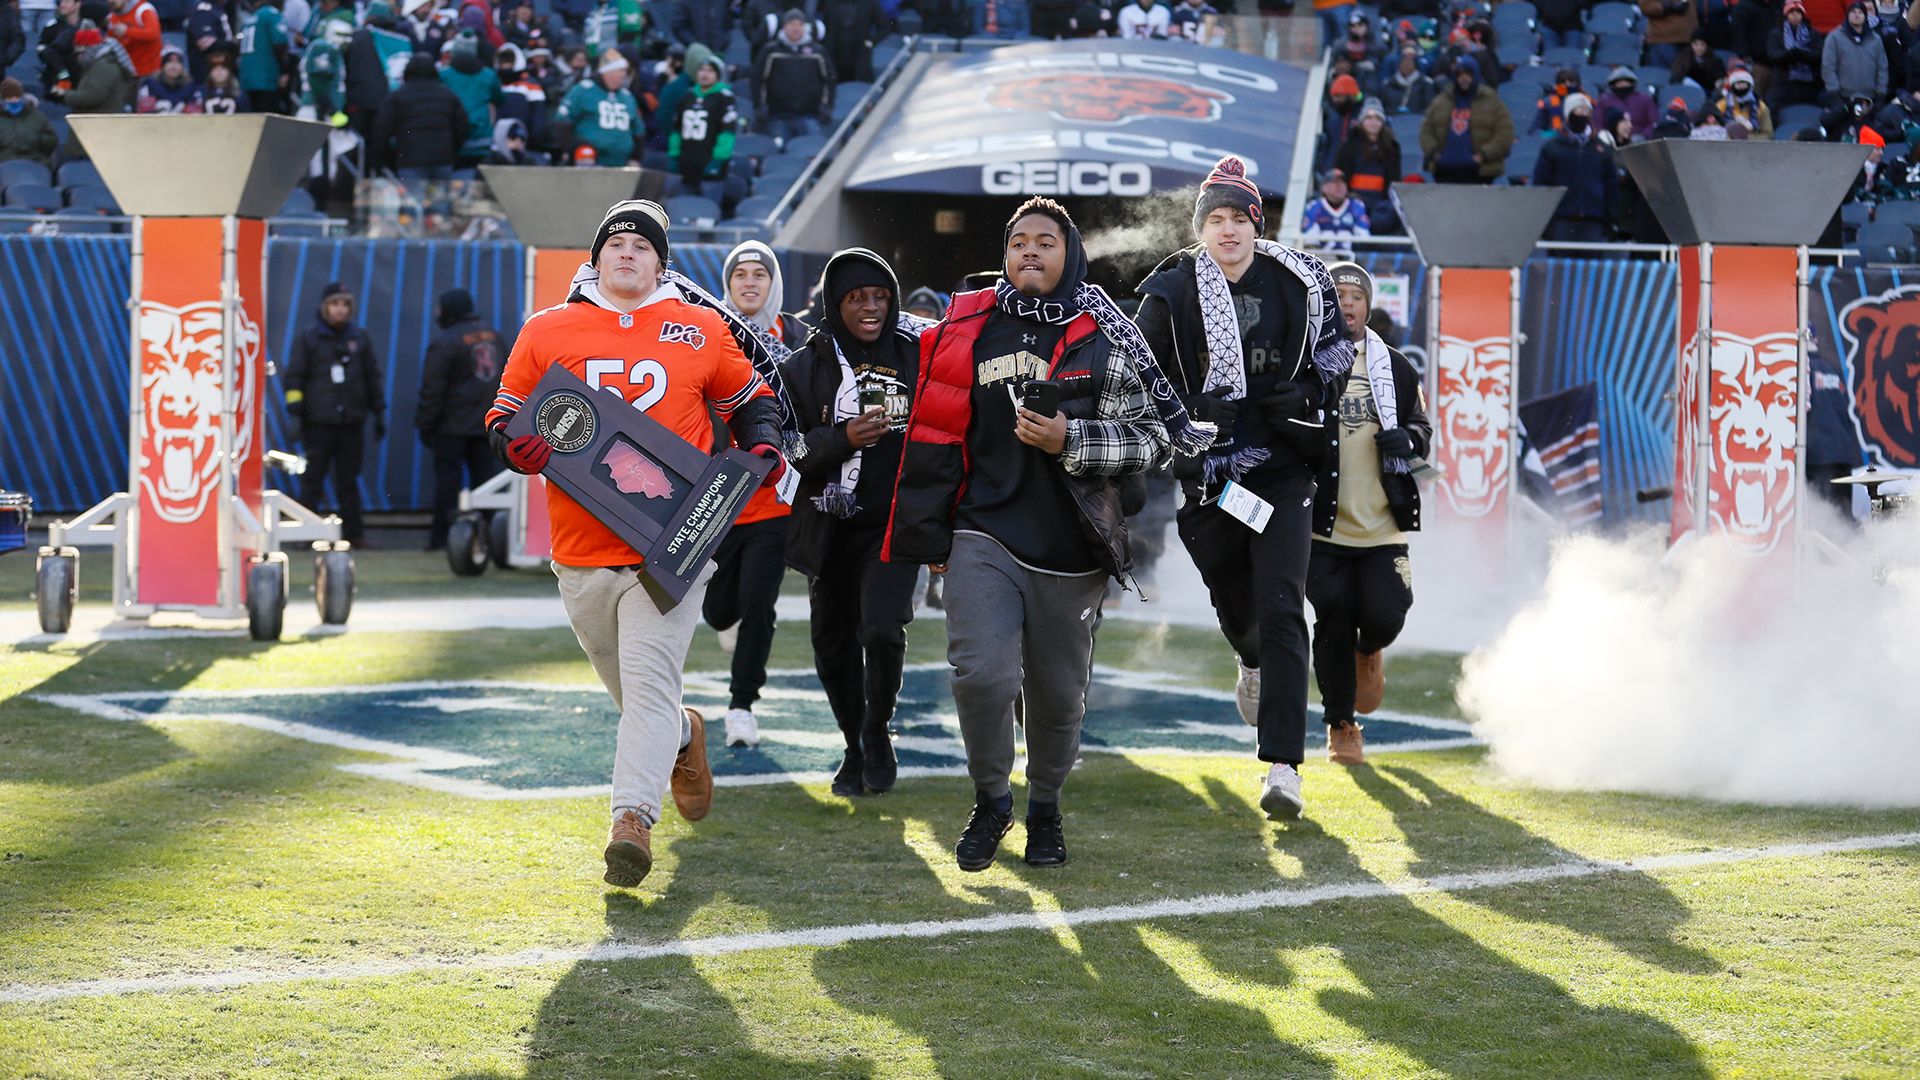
top-left (4, 830), bottom-right (1915, 1007)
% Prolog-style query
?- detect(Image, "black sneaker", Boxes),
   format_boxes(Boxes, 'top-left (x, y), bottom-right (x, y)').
top-left (830, 749), bottom-right (865, 797)
top-left (1023, 813), bottom-right (1067, 868)
top-left (861, 723), bottom-right (897, 794)
top-left (954, 795), bottom-right (1013, 872)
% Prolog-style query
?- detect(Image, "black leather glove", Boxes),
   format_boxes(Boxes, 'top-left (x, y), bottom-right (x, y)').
top-left (1256, 385), bottom-right (1310, 424)
top-left (417, 428), bottom-right (433, 450)
top-left (1375, 428), bottom-right (1415, 459)
top-left (373, 415), bottom-right (388, 441)
top-left (1187, 390), bottom-right (1240, 429)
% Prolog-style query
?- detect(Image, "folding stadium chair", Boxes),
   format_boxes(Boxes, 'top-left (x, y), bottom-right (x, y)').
top-left (665, 194), bottom-right (723, 226)
top-left (1584, 1), bottom-right (1640, 34)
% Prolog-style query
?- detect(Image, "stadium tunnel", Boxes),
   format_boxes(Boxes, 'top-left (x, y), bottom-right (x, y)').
top-left (773, 38), bottom-right (1309, 296)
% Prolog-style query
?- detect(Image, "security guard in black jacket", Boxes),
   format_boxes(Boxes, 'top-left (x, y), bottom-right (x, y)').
top-left (284, 281), bottom-right (385, 545)
top-left (415, 287), bottom-right (504, 550)
top-left (1309, 262), bottom-right (1430, 766)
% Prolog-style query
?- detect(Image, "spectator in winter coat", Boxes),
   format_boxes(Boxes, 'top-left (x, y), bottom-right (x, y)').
top-left (1770, 0), bottom-right (1825, 107)
top-left (653, 40), bottom-right (706, 136)
top-left (1338, 11), bottom-right (1381, 87)
top-left (1823, 1), bottom-right (1888, 103)
top-left (823, 0), bottom-right (887, 83)
top-left (554, 49), bottom-right (642, 164)
top-left (0, 0), bottom-right (23, 76)
top-left (1381, 43), bottom-right (1437, 113)
top-left (1731, 0), bottom-right (1778, 73)
top-left (285, 281), bottom-right (384, 546)
top-left (137, 46), bottom-right (206, 111)
top-left (1420, 54), bottom-right (1514, 181)
top-left (370, 52), bottom-right (470, 178)
top-left (670, 57), bottom-right (736, 201)
top-left (184, 0), bottom-right (231, 81)
top-left (1334, 98), bottom-right (1402, 231)
top-left (415, 286), bottom-right (503, 551)
top-left (439, 31), bottom-right (503, 166)
top-left (1671, 28), bottom-right (1729, 89)
top-left (1641, 0), bottom-right (1700, 67)
top-left (1715, 64), bottom-right (1775, 134)
top-left (344, 1), bottom-right (410, 134)
top-left (0, 78), bottom-right (58, 165)
top-left (494, 43), bottom-right (548, 150)
top-left (1534, 0), bottom-right (1593, 49)
top-left (1532, 92), bottom-right (1618, 242)
top-left (59, 26), bottom-right (135, 133)
top-left (1170, 0), bottom-right (1219, 42)
top-left (1117, 0), bottom-right (1171, 38)
top-left (755, 11), bottom-right (834, 142)
top-left (37, 0), bottom-right (81, 90)
top-left (201, 57), bottom-right (246, 110)
top-left (106, 0), bottom-right (158, 76)
top-left (1596, 65), bottom-right (1659, 133)
top-left (1531, 67), bottom-right (1583, 133)
top-left (1301, 169), bottom-right (1373, 247)
top-left (237, 0), bottom-right (291, 112)
top-left (485, 116), bottom-right (535, 162)
top-left (400, 0), bottom-right (450, 58)
top-left (1321, 72), bottom-right (1365, 169)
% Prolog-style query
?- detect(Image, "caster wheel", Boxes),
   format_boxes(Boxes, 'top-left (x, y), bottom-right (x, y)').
top-left (446, 513), bottom-right (488, 577)
top-left (247, 557), bottom-right (286, 641)
top-left (35, 547), bottom-right (77, 634)
top-left (314, 546), bottom-right (355, 625)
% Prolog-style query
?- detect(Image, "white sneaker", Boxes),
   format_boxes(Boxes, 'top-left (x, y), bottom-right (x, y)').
top-left (1259, 763), bottom-right (1303, 821)
top-left (723, 708), bottom-right (758, 748)
top-left (716, 625), bottom-right (739, 655)
top-left (1235, 662), bottom-right (1260, 727)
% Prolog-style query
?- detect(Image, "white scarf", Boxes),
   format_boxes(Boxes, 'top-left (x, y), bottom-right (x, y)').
top-left (1361, 328), bottom-right (1411, 475)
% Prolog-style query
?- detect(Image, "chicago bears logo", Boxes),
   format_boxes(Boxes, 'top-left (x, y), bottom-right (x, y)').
top-left (601, 440), bottom-right (675, 500)
top-left (136, 300), bottom-right (260, 525)
top-left (1432, 334), bottom-right (1512, 518)
top-left (659, 321), bottom-right (706, 350)
top-left (1838, 286), bottom-right (1920, 469)
top-left (984, 74), bottom-right (1231, 125)
top-left (1705, 330), bottom-right (1798, 555)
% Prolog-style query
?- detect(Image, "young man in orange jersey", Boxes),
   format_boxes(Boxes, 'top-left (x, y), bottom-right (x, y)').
top-left (486, 200), bottom-right (787, 889)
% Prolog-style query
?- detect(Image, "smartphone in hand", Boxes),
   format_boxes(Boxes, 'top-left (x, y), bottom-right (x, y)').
top-left (1020, 379), bottom-right (1061, 419)
top-left (858, 384), bottom-right (888, 414)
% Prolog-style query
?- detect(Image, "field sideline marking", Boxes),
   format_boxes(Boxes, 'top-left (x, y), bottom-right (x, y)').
top-left (3, 830), bottom-right (1915, 1007)
top-left (32, 672), bottom-right (1475, 800)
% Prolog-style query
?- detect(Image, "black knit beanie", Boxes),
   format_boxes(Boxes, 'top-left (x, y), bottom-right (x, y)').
top-left (590, 199), bottom-right (671, 267)
top-left (1192, 155), bottom-right (1264, 235)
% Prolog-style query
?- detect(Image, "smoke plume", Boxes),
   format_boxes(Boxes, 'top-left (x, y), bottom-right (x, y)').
top-left (1459, 506), bottom-right (1920, 808)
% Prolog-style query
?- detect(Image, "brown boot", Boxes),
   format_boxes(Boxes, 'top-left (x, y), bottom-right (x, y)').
top-left (1328, 723), bottom-right (1365, 766)
top-left (671, 707), bottom-right (713, 822)
top-left (1355, 649), bottom-right (1385, 715)
top-left (604, 810), bottom-right (654, 887)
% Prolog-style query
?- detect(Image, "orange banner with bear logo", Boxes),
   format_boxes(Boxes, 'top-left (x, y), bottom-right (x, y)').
top-left (1431, 267), bottom-right (1516, 541)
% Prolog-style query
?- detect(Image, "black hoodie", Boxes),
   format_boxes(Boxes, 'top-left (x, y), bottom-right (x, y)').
top-left (369, 53), bottom-right (471, 170)
top-left (415, 287), bottom-right (504, 439)
top-left (778, 248), bottom-right (921, 575)
top-left (284, 283), bottom-right (384, 428)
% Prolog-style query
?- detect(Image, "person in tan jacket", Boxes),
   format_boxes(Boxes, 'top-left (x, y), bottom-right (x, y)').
top-left (1640, 0), bottom-right (1700, 68)
top-left (1420, 54), bottom-right (1515, 182)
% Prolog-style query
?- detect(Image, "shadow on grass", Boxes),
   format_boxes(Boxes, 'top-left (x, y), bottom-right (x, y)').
top-left (1351, 762), bottom-right (1721, 975)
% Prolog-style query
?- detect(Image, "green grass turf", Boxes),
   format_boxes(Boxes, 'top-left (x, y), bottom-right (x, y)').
top-left (3, 584), bottom-right (1917, 1077)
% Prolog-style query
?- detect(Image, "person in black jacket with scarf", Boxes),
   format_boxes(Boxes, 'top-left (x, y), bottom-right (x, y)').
top-left (284, 281), bottom-right (385, 545)
top-left (1308, 263), bottom-right (1429, 766)
top-left (415, 287), bottom-right (502, 550)
top-left (1135, 155), bottom-right (1355, 824)
top-left (781, 248), bottom-right (924, 798)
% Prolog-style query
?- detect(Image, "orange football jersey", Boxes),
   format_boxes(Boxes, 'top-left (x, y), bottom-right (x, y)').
top-left (492, 291), bottom-right (772, 567)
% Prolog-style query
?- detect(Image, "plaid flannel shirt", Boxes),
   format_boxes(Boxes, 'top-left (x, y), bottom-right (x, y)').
top-left (1059, 337), bottom-right (1172, 478)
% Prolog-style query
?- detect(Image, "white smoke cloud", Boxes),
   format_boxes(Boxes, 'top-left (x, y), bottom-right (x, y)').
top-left (1459, 502), bottom-right (1920, 808)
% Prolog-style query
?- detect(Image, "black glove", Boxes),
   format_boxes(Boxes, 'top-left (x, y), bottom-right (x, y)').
top-left (417, 427), bottom-right (433, 450)
top-left (1256, 385), bottom-right (1310, 424)
top-left (373, 415), bottom-right (387, 441)
top-left (1374, 428), bottom-right (1415, 459)
top-left (1187, 390), bottom-right (1239, 429)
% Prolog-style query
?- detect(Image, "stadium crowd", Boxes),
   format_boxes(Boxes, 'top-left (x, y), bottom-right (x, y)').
top-left (1305, 0), bottom-right (1920, 250)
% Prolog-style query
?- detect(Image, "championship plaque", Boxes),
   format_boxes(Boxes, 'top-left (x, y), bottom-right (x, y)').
top-left (505, 366), bottom-right (772, 605)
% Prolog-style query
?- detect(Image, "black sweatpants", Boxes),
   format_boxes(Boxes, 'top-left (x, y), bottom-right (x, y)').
top-left (1177, 470), bottom-right (1316, 766)
top-left (1306, 542), bottom-right (1413, 727)
top-left (301, 422), bottom-right (368, 543)
top-left (808, 525), bottom-right (917, 750)
top-left (702, 515), bottom-right (791, 711)
top-left (429, 434), bottom-right (500, 548)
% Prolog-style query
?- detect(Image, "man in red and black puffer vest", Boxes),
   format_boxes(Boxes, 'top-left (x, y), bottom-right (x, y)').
top-left (885, 197), bottom-right (1170, 874)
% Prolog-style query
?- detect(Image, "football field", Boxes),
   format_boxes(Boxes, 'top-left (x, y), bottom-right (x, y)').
top-left (2, 551), bottom-right (1918, 1079)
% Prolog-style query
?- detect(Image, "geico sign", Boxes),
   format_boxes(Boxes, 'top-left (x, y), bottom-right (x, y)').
top-left (982, 161), bottom-right (1153, 196)
top-left (894, 129), bottom-right (1258, 173)
top-left (967, 50), bottom-right (1280, 93)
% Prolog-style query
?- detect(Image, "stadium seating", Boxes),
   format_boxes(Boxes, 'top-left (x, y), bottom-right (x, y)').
top-left (1500, 82), bottom-right (1544, 122)
top-left (755, 155), bottom-right (811, 186)
top-left (279, 187), bottom-right (317, 215)
top-left (783, 133), bottom-right (829, 159)
top-left (52, 207), bottom-right (114, 234)
top-left (1776, 103), bottom-right (1824, 130)
top-left (1390, 113), bottom-right (1425, 147)
top-left (1585, 2), bottom-right (1641, 34)
top-left (1542, 45), bottom-right (1589, 68)
top-left (0, 206), bottom-right (34, 234)
top-left (731, 194), bottom-right (780, 221)
top-left (1507, 138), bottom-right (1545, 180)
top-left (1658, 83), bottom-right (1706, 114)
top-left (1856, 220), bottom-right (1915, 260)
top-left (1873, 202), bottom-right (1920, 233)
top-left (0, 160), bottom-right (52, 193)
top-left (1512, 64), bottom-right (1559, 88)
top-left (63, 185), bottom-right (119, 213)
top-left (1591, 33), bottom-right (1644, 67)
top-left (1841, 202), bottom-right (1873, 239)
top-left (733, 132), bottom-right (777, 165)
top-left (3, 182), bottom-right (60, 213)
top-left (665, 194), bottom-right (723, 225)
top-left (55, 160), bottom-right (101, 189)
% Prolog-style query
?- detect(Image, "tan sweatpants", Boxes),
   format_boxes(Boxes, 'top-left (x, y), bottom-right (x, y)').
top-left (554, 561), bottom-right (714, 825)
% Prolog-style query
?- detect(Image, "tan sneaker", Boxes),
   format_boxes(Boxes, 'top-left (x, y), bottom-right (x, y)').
top-left (603, 810), bottom-right (654, 887)
top-left (1328, 723), bottom-right (1365, 766)
top-left (671, 707), bottom-right (714, 821)
top-left (1355, 649), bottom-right (1385, 715)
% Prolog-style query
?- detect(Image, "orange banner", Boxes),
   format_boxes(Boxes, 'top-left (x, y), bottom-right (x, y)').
top-left (134, 218), bottom-right (262, 607)
top-left (1704, 245), bottom-right (1800, 558)
top-left (1431, 267), bottom-right (1515, 531)
top-left (520, 247), bottom-right (586, 559)
top-left (1673, 245), bottom-right (1702, 544)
